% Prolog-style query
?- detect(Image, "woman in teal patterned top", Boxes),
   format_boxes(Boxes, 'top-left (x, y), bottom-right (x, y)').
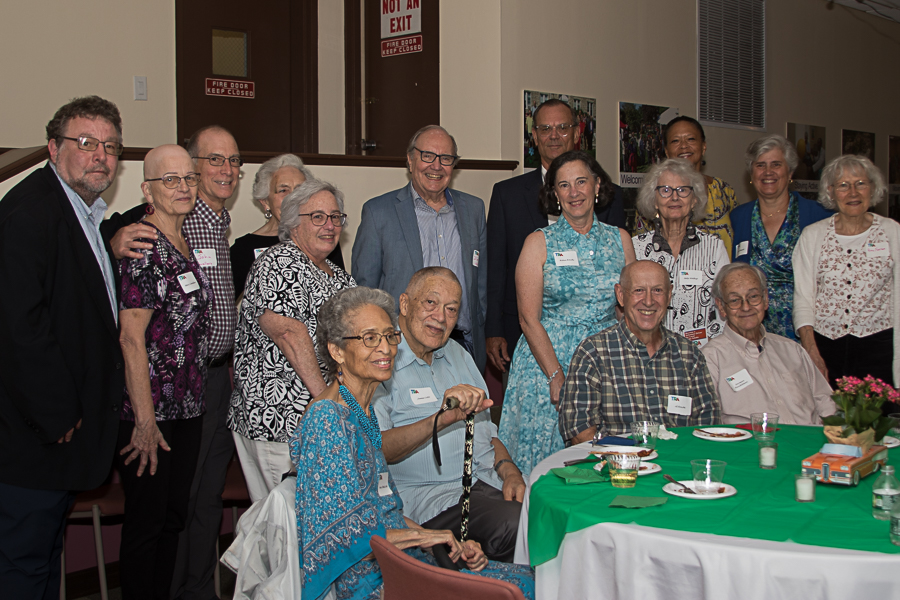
top-left (499, 151), bottom-right (635, 477)
top-left (731, 135), bottom-right (832, 339)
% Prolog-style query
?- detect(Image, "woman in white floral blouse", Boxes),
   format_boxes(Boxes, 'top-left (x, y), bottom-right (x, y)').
top-left (228, 179), bottom-right (356, 501)
top-left (793, 155), bottom-right (900, 403)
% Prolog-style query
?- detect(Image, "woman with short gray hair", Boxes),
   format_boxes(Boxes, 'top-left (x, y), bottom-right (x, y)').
top-left (729, 134), bottom-right (832, 340)
top-left (228, 179), bottom-right (355, 502)
top-left (230, 153), bottom-right (344, 297)
top-left (632, 158), bottom-right (729, 345)
top-left (793, 155), bottom-right (900, 403)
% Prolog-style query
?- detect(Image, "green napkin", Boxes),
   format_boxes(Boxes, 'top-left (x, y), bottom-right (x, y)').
top-left (550, 463), bottom-right (609, 484)
top-left (608, 495), bottom-right (668, 509)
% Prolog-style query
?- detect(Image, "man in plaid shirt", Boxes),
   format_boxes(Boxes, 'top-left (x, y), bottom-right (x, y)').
top-left (558, 261), bottom-right (721, 444)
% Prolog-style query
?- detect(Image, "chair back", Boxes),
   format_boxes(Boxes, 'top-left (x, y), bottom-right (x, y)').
top-left (369, 535), bottom-right (525, 600)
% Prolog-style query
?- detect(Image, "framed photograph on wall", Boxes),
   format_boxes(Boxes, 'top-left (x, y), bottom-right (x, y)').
top-left (786, 123), bottom-right (826, 201)
top-left (841, 129), bottom-right (875, 161)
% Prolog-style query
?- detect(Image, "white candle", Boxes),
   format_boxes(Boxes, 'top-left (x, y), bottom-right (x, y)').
top-left (760, 446), bottom-right (776, 467)
top-left (796, 477), bottom-right (815, 501)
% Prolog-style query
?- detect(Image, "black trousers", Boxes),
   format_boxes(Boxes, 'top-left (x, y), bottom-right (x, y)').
top-left (0, 482), bottom-right (73, 600)
top-left (815, 328), bottom-right (896, 414)
top-left (116, 417), bottom-right (202, 600)
top-left (421, 480), bottom-right (521, 563)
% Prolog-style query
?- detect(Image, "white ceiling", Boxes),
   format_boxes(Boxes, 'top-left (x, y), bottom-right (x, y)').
top-left (829, 0), bottom-right (900, 23)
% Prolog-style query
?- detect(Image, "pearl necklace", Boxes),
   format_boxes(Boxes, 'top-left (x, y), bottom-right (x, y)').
top-left (339, 385), bottom-right (382, 449)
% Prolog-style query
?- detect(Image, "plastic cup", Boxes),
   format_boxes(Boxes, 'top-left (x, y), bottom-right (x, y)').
top-left (691, 459), bottom-right (727, 494)
top-left (750, 412), bottom-right (780, 442)
top-left (889, 413), bottom-right (900, 436)
top-left (630, 421), bottom-right (660, 451)
top-left (608, 453), bottom-right (641, 488)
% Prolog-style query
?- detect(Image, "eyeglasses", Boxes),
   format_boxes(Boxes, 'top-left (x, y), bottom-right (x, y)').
top-left (413, 148), bottom-right (459, 166)
top-left (833, 180), bottom-right (870, 194)
top-left (58, 136), bottom-right (123, 156)
top-left (655, 185), bottom-right (694, 199)
top-left (299, 211), bottom-right (347, 227)
top-left (144, 174), bottom-right (200, 189)
top-left (723, 292), bottom-right (764, 309)
top-left (342, 331), bottom-right (402, 348)
top-left (534, 124), bottom-right (576, 138)
top-left (193, 155), bottom-right (244, 168)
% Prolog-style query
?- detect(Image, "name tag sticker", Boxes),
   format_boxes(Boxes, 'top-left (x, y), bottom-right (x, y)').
top-left (193, 248), bottom-right (217, 267)
top-left (866, 242), bottom-right (890, 258)
top-left (409, 388), bottom-right (440, 405)
top-left (725, 368), bottom-right (754, 392)
top-left (679, 270), bottom-right (704, 287)
top-left (253, 248), bottom-right (266, 259)
top-left (666, 394), bottom-right (692, 416)
top-left (377, 472), bottom-right (392, 497)
top-left (553, 250), bottom-right (579, 266)
top-left (736, 241), bottom-right (749, 258)
top-left (177, 271), bottom-right (200, 293)
top-left (473, 249), bottom-right (480, 267)
top-left (683, 328), bottom-right (708, 347)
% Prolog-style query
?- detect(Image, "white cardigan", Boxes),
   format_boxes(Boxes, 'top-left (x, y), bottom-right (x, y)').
top-left (792, 213), bottom-right (900, 387)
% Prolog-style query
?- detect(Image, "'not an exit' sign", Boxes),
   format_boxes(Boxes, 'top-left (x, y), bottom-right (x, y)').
top-left (381, 0), bottom-right (422, 57)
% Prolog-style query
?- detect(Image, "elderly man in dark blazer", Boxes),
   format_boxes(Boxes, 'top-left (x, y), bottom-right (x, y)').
top-left (0, 96), bottom-right (127, 598)
top-left (352, 125), bottom-right (488, 371)
top-left (486, 99), bottom-right (627, 375)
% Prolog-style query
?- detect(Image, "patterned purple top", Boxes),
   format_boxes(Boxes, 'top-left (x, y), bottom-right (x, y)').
top-left (118, 221), bottom-right (212, 421)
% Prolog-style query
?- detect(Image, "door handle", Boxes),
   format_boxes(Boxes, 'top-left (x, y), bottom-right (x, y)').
top-left (361, 139), bottom-right (377, 152)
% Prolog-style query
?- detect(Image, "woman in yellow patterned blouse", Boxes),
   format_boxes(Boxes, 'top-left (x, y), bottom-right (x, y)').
top-left (634, 116), bottom-right (738, 257)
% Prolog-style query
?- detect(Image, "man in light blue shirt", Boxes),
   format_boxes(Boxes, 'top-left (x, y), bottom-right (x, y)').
top-left (374, 267), bottom-right (525, 562)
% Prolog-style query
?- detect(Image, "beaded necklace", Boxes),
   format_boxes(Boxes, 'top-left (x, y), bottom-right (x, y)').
top-left (339, 385), bottom-right (383, 449)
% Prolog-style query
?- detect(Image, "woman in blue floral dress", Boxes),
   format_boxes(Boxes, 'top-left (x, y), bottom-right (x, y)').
top-left (499, 151), bottom-right (635, 477)
top-left (292, 287), bottom-right (534, 600)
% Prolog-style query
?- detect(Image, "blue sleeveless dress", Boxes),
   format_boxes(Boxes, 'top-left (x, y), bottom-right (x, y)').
top-left (499, 216), bottom-right (624, 477)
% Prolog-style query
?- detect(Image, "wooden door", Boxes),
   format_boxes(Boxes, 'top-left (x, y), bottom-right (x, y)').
top-left (175, 0), bottom-right (318, 153)
top-left (361, 0), bottom-right (439, 156)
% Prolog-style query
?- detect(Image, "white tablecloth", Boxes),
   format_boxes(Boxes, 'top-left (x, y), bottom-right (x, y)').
top-left (514, 443), bottom-right (900, 600)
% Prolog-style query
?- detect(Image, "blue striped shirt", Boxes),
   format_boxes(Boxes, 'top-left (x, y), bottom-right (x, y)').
top-left (410, 184), bottom-right (471, 333)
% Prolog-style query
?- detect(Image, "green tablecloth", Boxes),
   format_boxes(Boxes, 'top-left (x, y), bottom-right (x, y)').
top-left (527, 425), bottom-right (900, 567)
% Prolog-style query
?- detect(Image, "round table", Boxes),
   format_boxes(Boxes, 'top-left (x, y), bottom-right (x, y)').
top-left (514, 425), bottom-right (900, 600)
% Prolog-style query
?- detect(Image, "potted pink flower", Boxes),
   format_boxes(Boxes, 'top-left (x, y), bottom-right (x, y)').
top-left (822, 376), bottom-right (900, 453)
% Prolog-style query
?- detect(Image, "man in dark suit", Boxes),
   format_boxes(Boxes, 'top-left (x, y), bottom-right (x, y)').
top-left (0, 96), bottom-right (126, 599)
top-left (485, 100), bottom-right (627, 375)
top-left (352, 125), bottom-right (488, 371)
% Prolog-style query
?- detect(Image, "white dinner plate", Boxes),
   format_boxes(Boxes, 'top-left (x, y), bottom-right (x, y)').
top-left (662, 480), bottom-right (737, 499)
top-left (881, 436), bottom-right (900, 448)
top-left (692, 428), bottom-right (752, 442)
top-left (590, 445), bottom-right (658, 461)
top-left (593, 461), bottom-right (661, 476)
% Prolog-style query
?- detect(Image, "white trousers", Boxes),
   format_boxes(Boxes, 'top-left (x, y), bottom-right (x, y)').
top-left (232, 432), bottom-right (294, 503)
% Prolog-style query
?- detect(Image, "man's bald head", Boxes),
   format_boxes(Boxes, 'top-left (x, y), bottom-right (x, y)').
top-left (143, 144), bottom-right (193, 179)
top-left (619, 260), bottom-right (671, 292)
top-left (403, 266), bottom-right (462, 301)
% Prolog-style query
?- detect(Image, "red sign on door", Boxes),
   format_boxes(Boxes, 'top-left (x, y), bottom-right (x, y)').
top-left (205, 78), bottom-right (256, 99)
top-left (381, 34), bottom-right (423, 58)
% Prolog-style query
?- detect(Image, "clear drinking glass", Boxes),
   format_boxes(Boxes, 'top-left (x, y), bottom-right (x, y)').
top-left (691, 459), bottom-right (727, 494)
top-left (608, 453), bottom-right (641, 488)
top-left (630, 421), bottom-right (660, 451)
top-left (750, 412), bottom-right (780, 442)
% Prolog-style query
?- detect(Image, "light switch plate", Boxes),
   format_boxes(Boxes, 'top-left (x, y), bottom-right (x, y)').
top-left (134, 76), bottom-right (148, 101)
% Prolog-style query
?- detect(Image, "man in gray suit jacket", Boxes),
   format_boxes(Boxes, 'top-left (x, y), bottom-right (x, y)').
top-left (352, 125), bottom-right (488, 371)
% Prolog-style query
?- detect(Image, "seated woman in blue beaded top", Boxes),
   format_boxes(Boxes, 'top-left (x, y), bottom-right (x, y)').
top-left (289, 286), bottom-right (535, 600)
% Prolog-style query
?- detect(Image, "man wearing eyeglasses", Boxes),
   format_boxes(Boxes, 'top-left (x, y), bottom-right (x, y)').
top-left (0, 96), bottom-right (126, 597)
top-left (352, 125), bottom-right (489, 371)
top-left (373, 268), bottom-right (526, 562)
top-left (485, 100), bottom-right (627, 381)
top-left (702, 263), bottom-right (833, 425)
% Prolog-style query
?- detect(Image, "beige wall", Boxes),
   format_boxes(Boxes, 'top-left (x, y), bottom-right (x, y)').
top-left (0, 1), bottom-right (177, 148)
top-left (3, 0), bottom-right (900, 266)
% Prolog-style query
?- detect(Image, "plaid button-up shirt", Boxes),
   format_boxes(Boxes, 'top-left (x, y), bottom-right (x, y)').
top-left (183, 197), bottom-right (236, 360)
top-left (558, 320), bottom-right (721, 441)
